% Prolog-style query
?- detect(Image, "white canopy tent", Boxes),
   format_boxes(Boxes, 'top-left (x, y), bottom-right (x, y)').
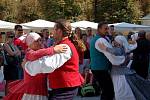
top-left (0, 20), bottom-right (29, 30)
top-left (71, 21), bottom-right (98, 29)
top-left (21, 19), bottom-right (55, 29)
top-left (109, 22), bottom-right (150, 32)
top-left (141, 14), bottom-right (150, 26)
top-left (0, 20), bottom-right (16, 29)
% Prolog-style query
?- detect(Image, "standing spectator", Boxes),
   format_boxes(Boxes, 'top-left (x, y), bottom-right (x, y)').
top-left (90, 22), bottom-right (114, 100)
top-left (81, 34), bottom-right (90, 69)
top-left (74, 33), bottom-right (86, 73)
top-left (13, 25), bottom-right (25, 79)
top-left (86, 27), bottom-right (94, 47)
top-left (107, 25), bottom-right (115, 43)
top-left (131, 31), bottom-right (150, 79)
top-left (14, 25), bottom-right (27, 50)
top-left (3, 32), bottom-right (21, 94)
top-left (75, 27), bottom-right (82, 39)
top-left (41, 29), bottom-right (50, 48)
top-left (74, 28), bottom-right (86, 72)
top-left (47, 31), bottom-right (55, 47)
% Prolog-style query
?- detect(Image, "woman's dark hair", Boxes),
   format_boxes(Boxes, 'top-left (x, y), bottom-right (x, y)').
top-left (75, 27), bottom-right (82, 34)
top-left (75, 27), bottom-right (82, 39)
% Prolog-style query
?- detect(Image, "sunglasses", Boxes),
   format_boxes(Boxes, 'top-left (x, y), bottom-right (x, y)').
top-left (8, 36), bottom-right (14, 38)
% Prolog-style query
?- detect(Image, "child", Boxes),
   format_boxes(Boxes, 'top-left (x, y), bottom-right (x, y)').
top-left (82, 67), bottom-right (93, 85)
top-left (80, 67), bottom-right (95, 97)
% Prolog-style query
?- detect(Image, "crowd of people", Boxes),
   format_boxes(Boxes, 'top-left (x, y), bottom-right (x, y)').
top-left (0, 19), bottom-right (150, 100)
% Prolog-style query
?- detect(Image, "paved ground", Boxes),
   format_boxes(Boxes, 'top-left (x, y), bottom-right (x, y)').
top-left (74, 96), bottom-right (100, 100)
top-left (0, 90), bottom-right (100, 100)
top-left (0, 96), bottom-right (100, 100)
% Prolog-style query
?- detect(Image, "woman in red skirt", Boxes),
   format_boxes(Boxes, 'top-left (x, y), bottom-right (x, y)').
top-left (3, 32), bottom-right (67, 100)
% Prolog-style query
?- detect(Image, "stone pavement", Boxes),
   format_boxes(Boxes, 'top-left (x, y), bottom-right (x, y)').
top-left (74, 96), bottom-right (100, 100)
top-left (0, 96), bottom-right (100, 100)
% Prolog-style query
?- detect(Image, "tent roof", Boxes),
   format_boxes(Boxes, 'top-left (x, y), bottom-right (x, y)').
top-left (71, 21), bottom-right (98, 29)
top-left (141, 14), bottom-right (150, 20)
top-left (0, 20), bottom-right (16, 29)
top-left (21, 19), bottom-right (55, 29)
top-left (0, 20), bottom-right (29, 30)
top-left (109, 22), bottom-right (150, 31)
top-left (109, 22), bottom-right (150, 28)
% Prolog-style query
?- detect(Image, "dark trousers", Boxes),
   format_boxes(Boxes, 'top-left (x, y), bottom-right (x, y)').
top-left (92, 70), bottom-right (114, 100)
top-left (131, 56), bottom-right (149, 79)
top-left (48, 87), bottom-right (78, 100)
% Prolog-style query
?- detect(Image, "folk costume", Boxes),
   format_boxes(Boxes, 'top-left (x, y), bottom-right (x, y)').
top-left (3, 33), bottom-right (71, 100)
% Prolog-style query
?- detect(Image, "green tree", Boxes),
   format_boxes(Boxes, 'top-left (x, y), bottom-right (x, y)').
top-left (74, 0), bottom-right (94, 21)
top-left (0, 0), bottom-right (148, 24)
top-left (0, 0), bottom-right (16, 22)
top-left (16, 0), bottom-right (43, 23)
top-left (139, 0), bottom-right (150, 15)
top-left (38, 0), bottom-right (82, 21)
top-left (94, 0), bottom-right (143, 23)
top-left (127, 0), bottom-right (143, 23)
top-left (0, 2), bottom-right (6, 19)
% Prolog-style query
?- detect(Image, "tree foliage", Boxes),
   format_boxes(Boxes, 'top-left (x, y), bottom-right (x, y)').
top-left (0, 0), bottom-right (15, 22)
top-left (94, 0), bottom-right (143, 23)
top-left (74, 0), bottom-right (94, 21)
top-left (0, 2), bottom-right (6, 19)
top-left (16, 0), bottom-right (43, 23)
top-left (38, 0), bottom-right (82, 21)
top-left (0, 0), bottom-right (149, 24)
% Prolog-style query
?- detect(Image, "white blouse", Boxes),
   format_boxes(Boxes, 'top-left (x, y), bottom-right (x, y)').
top-left (25, 44), bottom-right (72, 76)
top-left (95, 38), bottom-right (125, 65)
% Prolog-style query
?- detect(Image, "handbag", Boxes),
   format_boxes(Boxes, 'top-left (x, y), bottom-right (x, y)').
top-left (5, 55), bottom-right (17, 65)
top-left (80, 83), bottom-right (95, 97)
